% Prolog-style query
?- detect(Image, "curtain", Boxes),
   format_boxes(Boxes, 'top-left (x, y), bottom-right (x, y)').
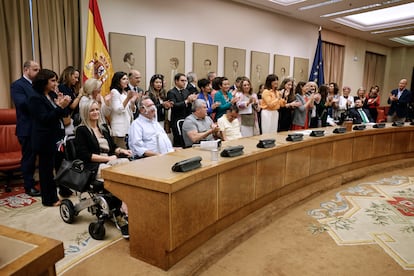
top-left (0, 0), bottom-right (81, 108)
top-left (0, 0), bottom-right (32, 108)
top-left (322, 41), bottom-right (345, 88)
top-left (32, 0), bottom-right (81, 76)
top-left (363, 51), bottom-right (386, 92)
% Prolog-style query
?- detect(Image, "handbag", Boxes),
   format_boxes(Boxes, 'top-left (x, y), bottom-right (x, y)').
top-left (54, 159), bottom-right (92, 192)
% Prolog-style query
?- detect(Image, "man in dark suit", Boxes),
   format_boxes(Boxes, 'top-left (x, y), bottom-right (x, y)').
top-left (387, 78), bottom-right (412, 122)
top-left (186, 72), bottom-right (199, 94)
top-left (128, 70), bottom-right (144, 119)
top-left (348, 99), bottom-right (374, 124)
top-left (167, 73), bottom-right (197, 147)
top-left (10, 61), bottom-right (41, 197)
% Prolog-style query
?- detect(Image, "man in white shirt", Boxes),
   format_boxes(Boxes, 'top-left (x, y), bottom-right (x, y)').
top-left (338, 86), bottom-right (354, 119)
top-left (217, 104), bottom-right (242, 141)
top-left (128, 96), bottom-right (174, 158)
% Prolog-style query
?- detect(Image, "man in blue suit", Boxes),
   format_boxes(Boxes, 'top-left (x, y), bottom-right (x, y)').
top-left (11, 61), bottom-right (41, 196)
top-left (387, 78), bottom-right (412, 122)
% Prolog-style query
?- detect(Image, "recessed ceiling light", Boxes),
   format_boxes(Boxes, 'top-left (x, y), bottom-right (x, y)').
top-left (321, 0), bottom-right (402, 18)
top-left (390, 35), bottom-right (414, 46)
top-left (332, 2), bottom-right (414, 31)
top-left (321, 4), bottom-right (381, 18)
top-left (298, 0), bottom-right (342, 11)
top-left (343, 3), bottom-right (414, 27)
top-left (371, 26), bottom-right (414, 34)
top-left (268, 0), bottom-right (306, 6)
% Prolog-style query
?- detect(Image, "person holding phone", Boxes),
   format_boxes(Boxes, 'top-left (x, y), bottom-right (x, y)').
top-left (109, 71), bottom-right (138, 148)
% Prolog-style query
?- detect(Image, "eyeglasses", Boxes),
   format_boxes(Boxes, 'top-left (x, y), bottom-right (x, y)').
top-left (154, 74), bottom-right (164, 79)
top-left (179, 79), bottom-right (187, 82)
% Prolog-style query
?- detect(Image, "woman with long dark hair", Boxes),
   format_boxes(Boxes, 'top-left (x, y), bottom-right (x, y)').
top-left (146, 74), bottom-right (173, 130)
top-left (28, 69), bottom-right (71, 206)
top-left (260, 74), bottom-right (285, 133)
top-left (58, 66), bottom-right (81, 134)
top-left (109, 71), bottom-right (138, 148)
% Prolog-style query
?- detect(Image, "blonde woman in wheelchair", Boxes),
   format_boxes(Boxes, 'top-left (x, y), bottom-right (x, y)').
top-left (75, 99), bottom-right (131, 238)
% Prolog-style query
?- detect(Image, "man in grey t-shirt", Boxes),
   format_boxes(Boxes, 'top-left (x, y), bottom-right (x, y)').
top-left (182, 99), bottom-right (220, 148)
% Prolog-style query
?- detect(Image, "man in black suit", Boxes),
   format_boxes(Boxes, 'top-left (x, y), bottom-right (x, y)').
top-left (10, 61), bottom-right (41, 197)
top-left (128, 70), bottom-right (144, 119)
top-left (167, 73), bottom-right (197, 147)
top-left (186, 72), bottom-right (199, 94)
top-left (387, 78), bottom-right (412, 122)
top-left (348, 99), bottom-right (374, 124)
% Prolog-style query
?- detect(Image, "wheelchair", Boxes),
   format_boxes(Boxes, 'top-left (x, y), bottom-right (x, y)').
top-left (56, 135), bottom-right (124, 240)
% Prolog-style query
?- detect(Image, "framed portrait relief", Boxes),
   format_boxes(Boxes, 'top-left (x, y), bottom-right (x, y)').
top-left (109, 32), bottom-right (146, 89)
top-left (193, 43), bottom-right (218, 80)
top-left (274, 54), bottom-right (290, 81)
top-left (293, 57), bottom-right (309, 83)
top-left (250, 51), bottom-right (269, 88)
top-left (224, 47), bottom-right (246, 85)
top-left (155, 38), bottom-right (185, 90)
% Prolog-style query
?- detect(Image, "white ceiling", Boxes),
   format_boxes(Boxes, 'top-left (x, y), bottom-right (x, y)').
top-left (231, 0), bottom-right (414, 48)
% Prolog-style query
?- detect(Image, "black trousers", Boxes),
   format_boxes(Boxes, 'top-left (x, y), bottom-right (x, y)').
top-left (18, 136), bottom-right (37, 191)
top-left (38, 150), bottom-right (59, 206)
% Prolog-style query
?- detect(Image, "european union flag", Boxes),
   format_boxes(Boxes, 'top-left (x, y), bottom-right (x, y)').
top-left (309, 30), bottom-right (324, 86)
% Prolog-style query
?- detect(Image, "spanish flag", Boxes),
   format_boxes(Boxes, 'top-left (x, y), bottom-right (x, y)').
top-left (83, 0), bottom-right (113, 96)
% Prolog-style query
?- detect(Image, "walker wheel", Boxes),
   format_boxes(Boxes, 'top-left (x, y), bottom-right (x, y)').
top-left (60, 199), bottom-right (75, 224)
top-left (89, 222), bottom-right (105, 240)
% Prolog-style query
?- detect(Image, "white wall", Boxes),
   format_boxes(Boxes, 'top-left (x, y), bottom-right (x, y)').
top-left (81, 0), bottom-right (318, 86)
top-left (80, 0), bottom-right (407, 99)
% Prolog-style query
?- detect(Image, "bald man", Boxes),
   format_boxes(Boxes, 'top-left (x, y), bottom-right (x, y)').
top-left (387, 78), bottom-right (412, 122)
top-left (128, 70), bottom-right (144, 119)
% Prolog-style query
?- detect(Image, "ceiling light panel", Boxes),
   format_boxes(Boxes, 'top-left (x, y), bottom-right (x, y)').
top-left (343, 2), bottom-right (414, 26)
top-left (268, 0), bottom-right (306, 6)
top-left (298, 0), bottom-right (342, 11)
top-left (332, 2), bottom-right (414, 31)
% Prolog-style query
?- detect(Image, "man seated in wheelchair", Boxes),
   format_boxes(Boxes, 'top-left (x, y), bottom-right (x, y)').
top-left (74, 99), bottom-right (132, 239)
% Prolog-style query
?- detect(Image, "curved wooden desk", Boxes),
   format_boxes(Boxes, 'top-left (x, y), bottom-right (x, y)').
top-left (102, 124), bottom-right (414, 270)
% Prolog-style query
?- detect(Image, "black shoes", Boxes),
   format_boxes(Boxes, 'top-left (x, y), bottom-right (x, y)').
top-left (25, 187), bottom-right (41, 197)
top-left (114, 214), bottom-right (129, 239)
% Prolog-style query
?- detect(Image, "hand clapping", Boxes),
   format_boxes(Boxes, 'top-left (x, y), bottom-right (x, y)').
top-left (55, 92), bottom-right (71, 108)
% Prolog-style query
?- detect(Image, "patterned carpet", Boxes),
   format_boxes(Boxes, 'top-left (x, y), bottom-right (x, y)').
top-left (0, 186), bottom-right (122, 275)
top-left (307, 175), bottom-right (414, 270)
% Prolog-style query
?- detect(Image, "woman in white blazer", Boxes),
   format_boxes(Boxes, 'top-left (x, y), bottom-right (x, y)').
top-left (109, 71), bottom-right (138, 148)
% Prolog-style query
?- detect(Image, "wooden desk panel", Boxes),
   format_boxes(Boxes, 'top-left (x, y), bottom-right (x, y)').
top-left (332, 137), bottom-right (353, 167)
top-left (391, 130), bottom-right (410, 154)
top-left (285, 147), bottom-right (311, 184)
top-left (310, 141), bottom-right (333, 174)
top-left (372, 133), bottom-right (392, 157)
top-left (171, 175), bottom-right (218, 248)
top-left (353, 135), bottom-right (373, 161)
top-left (256, 153), bottom-right (286, 198)
top-left (103, 124), bottom-right (414, 270)
top-left (218, 162), bottom-right (256, 218)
